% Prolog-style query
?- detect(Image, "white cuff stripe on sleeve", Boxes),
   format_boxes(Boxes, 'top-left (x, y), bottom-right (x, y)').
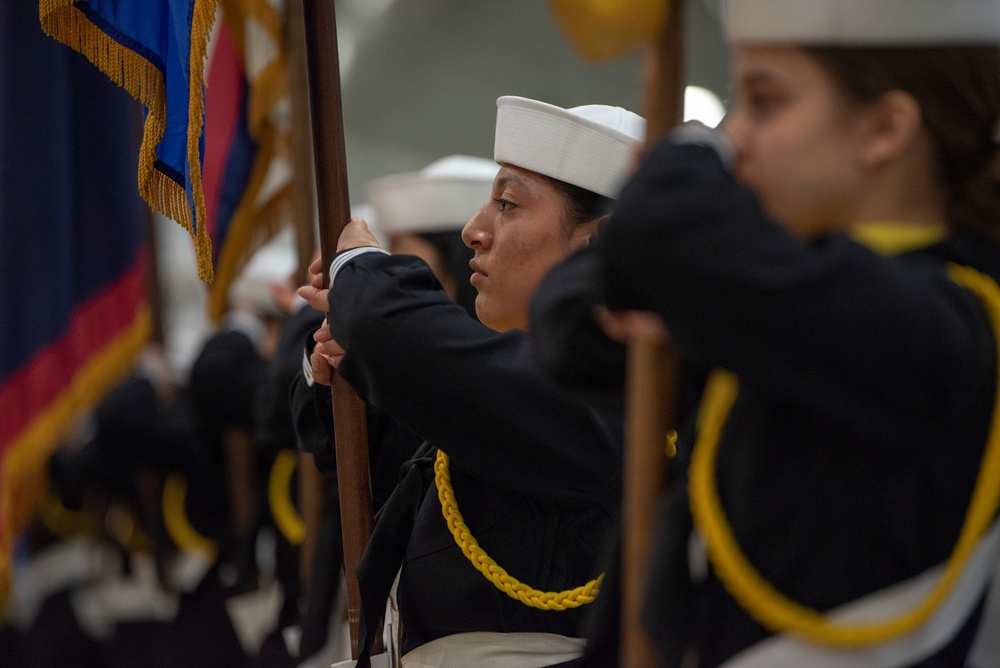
top-left (302, 349), bottom-right (314, 387)
top-left (329, 247), bottom-right (390, 289)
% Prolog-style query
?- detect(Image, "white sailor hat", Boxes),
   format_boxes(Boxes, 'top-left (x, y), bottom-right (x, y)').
top-left (493, 96), bottom-right (645, 199)
top-left (227, 228), bottom-right (296, 318)
top-left (365, 155), bottom-right (499, 236)
top-left (725, 0), bottom-right (1000, 45)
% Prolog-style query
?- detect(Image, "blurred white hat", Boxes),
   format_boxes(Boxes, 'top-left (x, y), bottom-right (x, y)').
top-left (365, 155), bottom-right (498, 236)
top-left (227, 228), bottom-right (296, 318)
top-left (493, 96), bottom-right (645, 199)
top-left (725, 0), bottom-right (1000, 45)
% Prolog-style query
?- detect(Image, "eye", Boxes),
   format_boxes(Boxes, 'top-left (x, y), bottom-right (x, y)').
top-left (743, 86), bottom-right (786, 120)
top-left (494, 198), bottom-right (513, 211)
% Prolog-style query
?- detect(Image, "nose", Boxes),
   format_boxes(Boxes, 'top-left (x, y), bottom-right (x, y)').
top-left (462, 203), bottom-right (493, 251)
top-left (721, 111), bottom-right (747, 165)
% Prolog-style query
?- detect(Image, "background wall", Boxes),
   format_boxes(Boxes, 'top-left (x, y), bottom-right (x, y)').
top-left (338, 0), bottom-right (730, 202)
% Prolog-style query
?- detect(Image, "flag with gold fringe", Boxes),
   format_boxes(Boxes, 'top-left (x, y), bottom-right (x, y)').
top-left (204, 0), bottom-right (294, 320)
top-left (0, 0), bottom-right (150, 604)
top-left (549, 0), bottom-right (670, 60)
top-left (40, 0), bottom-right (220, 283)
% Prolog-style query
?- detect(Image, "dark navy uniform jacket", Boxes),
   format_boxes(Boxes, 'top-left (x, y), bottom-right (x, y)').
top-left (583, 138), bottom-right (1000, 667)
top-left (326, 251), bottom-right (622, 657)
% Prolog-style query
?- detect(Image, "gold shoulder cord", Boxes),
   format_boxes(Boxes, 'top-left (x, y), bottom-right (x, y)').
top-left (268, 450), bottom-right (305, 545)
top-left (162, 473), bottom-right (218, 559)
top-left (434, 450), bottom-right (604, 610)
top-left (39, 492), bottom-right (97, 538)
top-left (688, 264), bottom-right (1000, 646)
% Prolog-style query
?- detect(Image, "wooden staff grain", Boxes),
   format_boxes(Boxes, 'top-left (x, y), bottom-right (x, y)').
top-left (621, 2), bottom-right (686, 666)
top-left (300, 0), bottom-right (379, 658)
top-left (285, 0), bottom-right (317, 286)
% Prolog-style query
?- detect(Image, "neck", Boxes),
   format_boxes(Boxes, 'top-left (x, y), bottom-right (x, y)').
top-left (848, 133), bottom-right (948, 230)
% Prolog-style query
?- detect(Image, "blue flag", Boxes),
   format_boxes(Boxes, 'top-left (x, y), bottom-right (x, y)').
top-left (1, 1), bottom-right (151, 601)
top-left (40, 0), bottom-right (219, 282)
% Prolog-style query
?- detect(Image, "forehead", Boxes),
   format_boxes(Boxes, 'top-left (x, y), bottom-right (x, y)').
top-left (732, 45), bottom-right (829, 88)
top-left (494, 163), bottom-right (551, 191)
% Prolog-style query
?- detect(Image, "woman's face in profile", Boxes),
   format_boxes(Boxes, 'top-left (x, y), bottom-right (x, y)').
top-left (461, 164), bottom-right (576, 332)
top-left (724, 45), bottom-right (871, 238)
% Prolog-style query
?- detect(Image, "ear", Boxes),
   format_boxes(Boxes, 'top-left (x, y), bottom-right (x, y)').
top-left (856, 90), bottom-right (923, 170)
top-left (570, 214), bottom-right (609, 249)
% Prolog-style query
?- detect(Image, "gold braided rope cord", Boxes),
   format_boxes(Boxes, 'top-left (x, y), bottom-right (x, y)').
top-left (434, 450), bottom-right (604, 610)
top-left (689, 263), bottom-right (1000, 647)
top-left (162, 474), bottom-right (218, 559)
top-left (268, 450), bottom-right (305, 545)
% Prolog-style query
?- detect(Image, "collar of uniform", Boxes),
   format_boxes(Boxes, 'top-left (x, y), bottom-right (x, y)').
top-left (850, 222), bottom-right (949, 256)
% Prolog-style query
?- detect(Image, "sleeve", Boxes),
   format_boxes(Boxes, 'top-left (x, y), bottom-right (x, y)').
top-left (600, 138), bottom-right (992, 431)
top-left (528, 244), bottom-right (627, 419)
top-left (255, 306), bottom-right (325, 460)
top-left (327, 252), bottom-right (620, 503)
top-left (287, 319), bottom-right (423, 505)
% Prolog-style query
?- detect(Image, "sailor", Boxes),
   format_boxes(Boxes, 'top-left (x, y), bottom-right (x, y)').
top-left (299, 95), bottom-right (643, 666)
top-left (295, 156), bottom-right (498, 483)
top-left (579, 1), bottom-right (1000, 665)
top-left (290, 156), bottom-right (498, 665)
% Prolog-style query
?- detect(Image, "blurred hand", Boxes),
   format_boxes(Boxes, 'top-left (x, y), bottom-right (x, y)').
top-left (296, 217), bottom-right (380, 311)
top-left (309, 342), bottom-right (335, 386)
top-left (313, 317), bottom-right (345, 368)
top-left (296, 256), bottom-right (329, 313)
top-left (594, 306), bottom-right (670, 344)
top-left (269, 281), bottom-right (299, 315)
top-left (307, 315), bottom-right (346, 385)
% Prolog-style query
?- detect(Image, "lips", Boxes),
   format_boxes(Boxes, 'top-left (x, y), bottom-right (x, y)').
top-left (469, 259), bottom-right (487, 286)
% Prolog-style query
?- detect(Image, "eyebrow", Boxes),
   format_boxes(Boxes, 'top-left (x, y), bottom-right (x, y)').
top-left (740, 70), bottom-right (781, 87)
top-left (495, 169), bottom-right (528, 192)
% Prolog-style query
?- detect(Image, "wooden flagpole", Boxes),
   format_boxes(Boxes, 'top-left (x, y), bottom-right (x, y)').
top-left (621, 1), bottom-right (686, 666)
top-left (285, 0), bottom-right (326, 598)
top-left (285, 0), bottom-right (317, 288)
top-left (299, 0), bottom-right (379, 658)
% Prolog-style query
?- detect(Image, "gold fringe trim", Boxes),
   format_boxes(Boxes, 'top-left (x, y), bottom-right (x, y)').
top-left (218, 0), bottom-right (248, 54)
top-left (206, 0), bottom-right (294, 320)
top-left (240, 0), bottom-right (282, 42)
top-left (216, 0), bottom-right (287, 140)
top-left (189, 0), bottom-right (222, 283)
top-left (0, 304), bottom-right (151, 609)
top-left (40, 0), bottom-right (219, 283)
top-left (248, 59), bottom-right (289, 138)
top-left (207, 122), bottom-right (292, 321)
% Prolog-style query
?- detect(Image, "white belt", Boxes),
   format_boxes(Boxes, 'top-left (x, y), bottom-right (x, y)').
top-left (401, 632), bottom-right (585, 668)
top-left (9, 539), bottom-right (107, 629)
top-left (721, 520), bottom-right (1000, 668)
top-left (333, 632), bottom-right (584, 668)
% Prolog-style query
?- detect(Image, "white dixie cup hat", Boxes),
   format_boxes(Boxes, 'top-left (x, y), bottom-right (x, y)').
top-left (493, 96), bottom-right (646, 199)
top-left (723, 0), bottom-right (1000, 46)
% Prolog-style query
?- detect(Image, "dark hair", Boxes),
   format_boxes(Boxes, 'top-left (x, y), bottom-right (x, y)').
top-left (544, 176), bottom-right (616, 235)
top-left (418, 230), bottom-right (479, 319)
top-left (805, 46), bottom-right (1000, 243)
